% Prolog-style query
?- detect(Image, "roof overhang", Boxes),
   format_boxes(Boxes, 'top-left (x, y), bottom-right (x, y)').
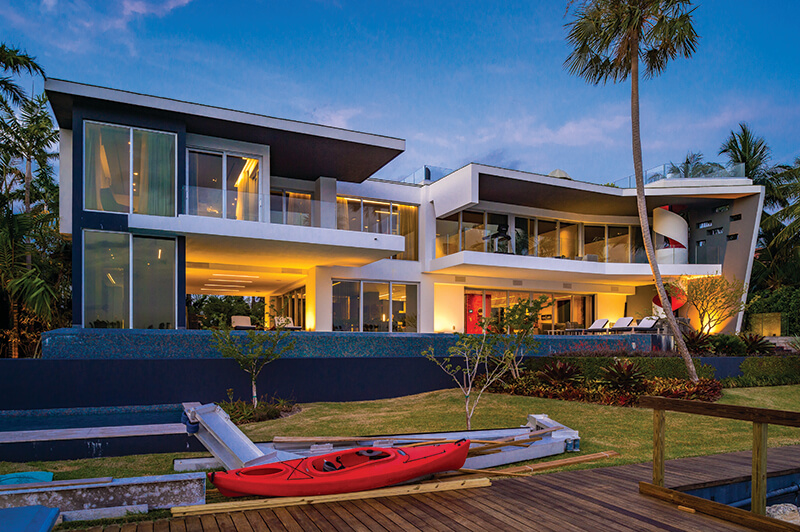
top-left (45, 78), bottom-right (404, 183)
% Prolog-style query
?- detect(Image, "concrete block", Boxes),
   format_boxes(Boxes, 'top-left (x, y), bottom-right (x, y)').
top-left (61, 504), bottom-right (148, 522)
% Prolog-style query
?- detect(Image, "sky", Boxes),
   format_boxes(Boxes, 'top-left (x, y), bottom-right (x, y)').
top-left (1, 0), bottom-right (799, 185)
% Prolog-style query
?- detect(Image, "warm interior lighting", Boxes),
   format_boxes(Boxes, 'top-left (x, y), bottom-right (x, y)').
top-left (201, 288), bottom-right (240, 292)
top-left (106, 273), bottom-right (116, 285)
top-left (233, 158), bottom-right (258, 188)
top-left (157, 248), bottom-right (162, 259)
top-left (210, 278), bottom-right (253, 283)
top-left (204, 283), bottom-right (246, 288)
top-left (212, 273), bottom-right (259, 278)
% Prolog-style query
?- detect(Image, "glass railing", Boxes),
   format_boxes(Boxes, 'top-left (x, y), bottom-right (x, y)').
top-left (183, 186), bottom-right (321, 226)
top-left (612, 163), bottom-right (746, 188)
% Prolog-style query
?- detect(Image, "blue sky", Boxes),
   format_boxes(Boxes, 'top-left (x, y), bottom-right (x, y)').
top-left (2, 0), bottom-right (798, 184)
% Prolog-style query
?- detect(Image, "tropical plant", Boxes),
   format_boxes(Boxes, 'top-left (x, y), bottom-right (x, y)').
top-left (600, 358), bottom-right (647, 392)
top-left (719, 123), bottom-right (777, 201)
top-left (737, 332), bottom-right (773, 355)
top-left (564, 0), bottom-right (699, 381)
top-left (211, 322), bottom-right (295, 408)
top-left (789, 337), bottom-right (800, 353)
top-left (424, 330), bottom-right (511, 430)
top-left (0, 200), bottom-right (57, 357)
top-left (682, 329), bottom-right (713, 355)
top-left (710, 334), bottom-right (746, 357)
top-left (667, 152), bottom-right (724, 179)
top-left (537, 360), bottom-right (583, 386)
top-left (0, 44), bottom-right (44, 107)
top-left (485, 295), bottom-right (550, 379)
top-left (0, 93), bottom-right (58, 213)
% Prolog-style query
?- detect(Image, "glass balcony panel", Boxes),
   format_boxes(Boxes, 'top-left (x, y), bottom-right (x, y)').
top-left (337, 197), bottom-right (362, 231)
top-left (363, 200), bottom-right (392, 234)
top-left (583, 225), bottom-right (606, 261)
top-left (608, 226), bottom-right (629, 263)
top-left (435, 214), bottom-right (459, 258)
top-left (486, 213), bottom-right (509, 253)
top-left (560, 223), bottom-right (578, 259)
top-left (462, 211), bottom-right (485, 252)
top-left (393, 204), bottom-right (418, 261)
top-left (226, 155), bottom-right (259, 221)
top-left (286, 192), bottom-right (312, 226)
top-left (537, 220), bottom-right (557, 258)
top-left (187, 151), bottom-right (223, 217)
top-left (270, 191), bottom-right (283, 223)
top-left (514, 217), bottom-right (531, 256)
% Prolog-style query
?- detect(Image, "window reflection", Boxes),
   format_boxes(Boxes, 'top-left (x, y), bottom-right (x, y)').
top-left (188, 151), bottom-right (223, 217)
top-left (226, 156), bottom-right (259, 221)
top-left (133, 237), bottom-right (175, 329)
top-left (85, 123), bottom-right (130, 213)
top-left (84, 231), bottom-right (129, 328)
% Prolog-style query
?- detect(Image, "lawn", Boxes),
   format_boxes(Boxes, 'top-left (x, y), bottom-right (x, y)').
top-left (2, 385), bottom-right (800, 481)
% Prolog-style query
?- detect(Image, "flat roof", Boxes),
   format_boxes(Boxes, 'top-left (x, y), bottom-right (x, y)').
top-left (45, 79), bottom-right (405, 183)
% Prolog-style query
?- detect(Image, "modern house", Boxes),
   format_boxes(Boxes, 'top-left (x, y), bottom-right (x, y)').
top-left (46, 79), bottom-right (763, 335)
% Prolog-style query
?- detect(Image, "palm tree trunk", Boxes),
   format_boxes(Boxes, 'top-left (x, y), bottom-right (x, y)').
top-left (630, 42), bottom-right (698, 382)
top-left (11, 299), bottom-right (19, 358)
top-left (24, 157), bottom-right (31, 213)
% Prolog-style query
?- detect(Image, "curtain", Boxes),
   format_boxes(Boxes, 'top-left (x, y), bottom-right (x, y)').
top-left (395, 204), bottom-right (418, 261)
top-left (134, 130), bottom-right (175, 217)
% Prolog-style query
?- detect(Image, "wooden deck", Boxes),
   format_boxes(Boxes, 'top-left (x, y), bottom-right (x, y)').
top-left (81, 445), bottom-right (800, 531)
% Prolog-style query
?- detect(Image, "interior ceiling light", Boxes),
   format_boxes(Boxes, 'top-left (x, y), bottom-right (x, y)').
top-left (212, 273), bottom-right (259, 278)
top-left (204, 283), bottom-right (246, 288)
top-left (106, 273), bottom-right (116, 285)
top-left (233, 158), bottom-right (258, 188)
top-left (201, 288), bottom-right (240, 292)
top-left (211, 278), bottom-right (253, 283)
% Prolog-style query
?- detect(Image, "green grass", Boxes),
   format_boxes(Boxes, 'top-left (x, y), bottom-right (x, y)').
top-left (2, 385), bottom-right (800, 528)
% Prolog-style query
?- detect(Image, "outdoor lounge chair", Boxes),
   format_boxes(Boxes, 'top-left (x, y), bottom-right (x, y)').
top-left (563, 319), bottom-right (608, 335)
top-left (608, 317), bottom-right (635, 332)
top-left (231, 315), bottom-right (257, 330)
top-left (631, 316), bottom-right (661, 333)
top-left (274, 316), bottom-right (302, 331)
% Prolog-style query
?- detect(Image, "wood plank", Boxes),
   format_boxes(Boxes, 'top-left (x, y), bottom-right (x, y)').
top-left (0, 476), bottom-right (113, 492)
top-left (214, 513), bottom-right (238, 532)
top-left (654, 408), bottom-right (665, 487)
top-left (640, 481), bottom-right (800, 531)
top-left (325, 501), bottom-right (376, 532)
top-left (752, 422), bottom-right (768, 516)
top-left (135, 522), bottom-right (154, 532)
top-left (356, 498), bottom-right (420, 532)
top-left (406, 493), bottom-right (488, 532)
top-left (0, 423), bottom-right (186, 443)
top-left (439, 450), bottom-right (620, 480)
top-left (271, 507), bottom-right (304, 532)
top-left (432, 489), bottom-right (550, 532)
top-left (294, 505), bottom-right (339, 532)
top-left (153, 520), bottom-right (170, 532)
top-left (638, 396), bottom-right (800, 427)
top-left (281, 506), bottom-right (325, 532)
top-left (121, 523), bottom-right (139, 532)
top-left (168, 519), bottom-right (187, 532)
top-left (199, 514), bottom-right (220, 532)
top-left (228, 512), bottom-right (255, 532)
top-left (183, 516), bottom-right (203, 532)
top-left (307, 503), bottom-right (354, 532)
top-left (171, 478), bottom-right (491, 516)
top-left (252, 510), bottom-right (287, 532)
top-left (339, 500), bottom-right (399, 531)
top-left (242, 510), bottom-right (271, 532)
top-left (380, 495), bottom-right (457, 532)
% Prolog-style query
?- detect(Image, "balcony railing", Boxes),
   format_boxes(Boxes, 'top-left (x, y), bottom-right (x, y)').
top-left (612, 162), bottom-right (746, 189)
top-left (184, 186), bottom-right (322, 227)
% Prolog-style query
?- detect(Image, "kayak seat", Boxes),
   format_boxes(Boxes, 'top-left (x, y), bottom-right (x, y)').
top-left (322, 460), bottom-right (345, 472)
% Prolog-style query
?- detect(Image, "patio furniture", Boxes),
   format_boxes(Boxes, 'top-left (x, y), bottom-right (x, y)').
top-left (274, 316), bottom-right (302, 331)
top-left (566, 318), bottom-right (609, 335)
top-left (631, 316), bottom-right (661, 333)
top-left (231, 316), bottom-right (257, 330)
top-left (608, 317), bottom-right (635, 333)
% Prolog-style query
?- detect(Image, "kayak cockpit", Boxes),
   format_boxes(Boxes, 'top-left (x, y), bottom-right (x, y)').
top-left (312, 449), bottom-right (393, 473)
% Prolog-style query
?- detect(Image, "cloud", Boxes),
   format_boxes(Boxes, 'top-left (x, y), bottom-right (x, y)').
top-left (310, 107), bottom-right (363, 129)
top-left (2, 1), bottom-right (195, 55)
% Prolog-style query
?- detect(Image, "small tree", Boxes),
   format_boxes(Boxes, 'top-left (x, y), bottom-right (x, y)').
top-left (681, 275), bottom-right (746, 334)
top-left (424, 329), bottom-right (511, 430)
top-left (486, 295), bottom-right (550, 379)
top-left (211, 322), bottom-right (295, 408)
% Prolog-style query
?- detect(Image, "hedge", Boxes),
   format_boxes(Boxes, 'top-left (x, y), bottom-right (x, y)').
top-left (723, 356), bottom-right (800, 387)
top-left (523, 357), bottom-right (715, 381)
top-left (746, 286), bottom-right (800, 336)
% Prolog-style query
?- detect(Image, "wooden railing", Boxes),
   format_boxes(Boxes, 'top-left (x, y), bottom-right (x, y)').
top-left (638, 396), bottom-right (800, 530)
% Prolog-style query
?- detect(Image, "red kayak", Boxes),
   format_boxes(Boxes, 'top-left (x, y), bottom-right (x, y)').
top-left (209, 439), bottom-right (470, 498)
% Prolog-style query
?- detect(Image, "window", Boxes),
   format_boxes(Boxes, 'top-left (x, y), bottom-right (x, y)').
top-left (727, 233), bottom-right (738, 241)
top-left (337, 197), bottom-right (418, 260)
top-left (435, 213), bottom-right (459, 258)
top-left (583, 225), bottom-right (606, 261)
top-left (559, 222), bottom-right (578, 259)
top-left (708, 227), bottom-right (724, 236)
top-left (187, 148), bottom-right (260, 221)
top-left (514, 217), bottom-right (532, 256)
top-left (715, 204), bottom-right (731, 213)
top-left (332, 280), bottom-right (418, 332)
top-left (84, 231), bottom-right (176, 329)
top-left (271, 190), bottom-right (312, 226)
top-left (85, 121), bottom-right (176, 216)
top-left (696, 240), bottom-right (706, 247)
top-left (697, 220), bottom-right (713, 229)
top-left (730, 213), bottom-right (742, 222)
top-left (537, 220), bottom-right (558, 258)
top-left (461, 211), bottom-right (485, 252)
top-left (607, 226), bottom-right (629, 263)
top-left (276, 286), bottom-right (306, 329)
top-left (486, 213), bottom-right (509, 253)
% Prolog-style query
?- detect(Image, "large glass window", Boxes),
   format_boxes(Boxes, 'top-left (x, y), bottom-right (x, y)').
top-left (84, 231), bottom-right (129, 328)
top-left (393, 204), bottom-right (418, 261)
top-left (332, 281), bottom-right (360, 332)
top-left (332, 280), bottom-right (419, 332)
top-left (560, 222), bottom-right (578, 259)
top-left (226, 155), bottom-right (259, 221)
top-left (363, 200), bottom-right (392, 234)
top-left (632, 225), bottom-right (647, 263)
top-left (537, 220), bottom-right (558, 258)
top-left (337, 197), bottom-right (362, 231)
top-left (272, 191), bottom-right (312, 226)
top-left (461, 211), bottom-right (485, 252)
top-left (514, 217), bottom-right (532, 256)
top-left (583, 225), bottom-right (606, 261)
top-left (133, 130), bottom-right (176, 216)
top-left (608, 226), bottom-right (630, 263)
top-left (85, 123), bottom-right (130, 213)
top-left (133, 237), bottom-right (175, 329)
top-left (486, 213), bottom-right (509, 253)
top-left (363, 282), bottom-right (390, 332)
top-left (188, 151), bottom-right (223, 217)
top-left (435, 213), bottom-right (459, 258)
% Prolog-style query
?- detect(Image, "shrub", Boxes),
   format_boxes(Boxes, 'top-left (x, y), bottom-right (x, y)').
top-left (710, 334), bottom-right (747, 356)
top-left (737, 332), bottom-right (774, 355)
top-left (746, 286), bottom-right (800, 336)
top-left (524, 356), bottom-right (715, 381)
top-left (788, 337), bottom-right (800, 353)
top-left (536, 360), bottom-right (582, 385)
top-left (647, 377), bottom-right (723, 402)
top-left (683, 330), bottom-right (713, 355)
top-left (722, 356), bottom-right (800, 387)
top-left (219, 391), bottom-right (294, 425)
top-left (599, 359), bottom-right (647, 393)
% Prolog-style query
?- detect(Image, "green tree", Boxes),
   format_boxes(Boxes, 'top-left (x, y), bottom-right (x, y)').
top-left (0, 44), bottom-right (44, 107)
top-left (564, 0), bottom-right (699, 381)
top-left (486, 296), bottom-right (550, 379)
top-left (719, 123), bottom-right (785, 210)
top-left (668, 151), bottom-right (724, 179)
top-left (0, 93), bottom-right (58, 213)
top-left (0, 200), bottom-right (57, 357)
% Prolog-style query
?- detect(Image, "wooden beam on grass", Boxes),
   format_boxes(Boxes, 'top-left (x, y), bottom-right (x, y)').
top-left (171, 478), bottom-right (492, 517)
top-left (437, 451), bottom-right (620, 480)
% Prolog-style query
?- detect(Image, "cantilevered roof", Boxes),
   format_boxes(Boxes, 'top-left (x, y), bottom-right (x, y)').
top-left (45, 79), bottom-right (405, 183)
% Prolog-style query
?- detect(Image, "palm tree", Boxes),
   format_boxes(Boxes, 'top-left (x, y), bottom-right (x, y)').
top-left (0, 93), bottom-right (58, 213)
top-left (0, 44), bottom-right (44, 107)
top-left (0, 199), bottom-right (56, 357)
top-left (719, 123), bottom-right (784, 209)
top-left (565, 0), bottom-right (699, 381)
top-left (668, 151), bottom-right (724, 179)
